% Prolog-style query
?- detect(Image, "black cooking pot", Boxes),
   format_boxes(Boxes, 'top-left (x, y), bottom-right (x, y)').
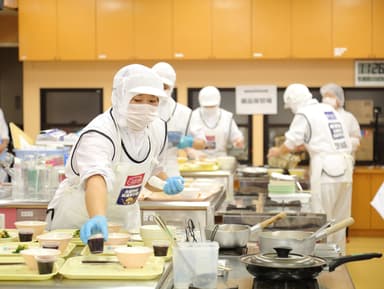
top-left (240, 247), bottom-right (382, 280)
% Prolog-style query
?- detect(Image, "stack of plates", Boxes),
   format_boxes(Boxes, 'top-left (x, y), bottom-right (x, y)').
top-left (268, 180), bottom-right (296, 194)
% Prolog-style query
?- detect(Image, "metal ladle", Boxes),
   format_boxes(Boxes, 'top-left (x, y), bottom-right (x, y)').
top-left (153, 215), bottom-right (197, 275)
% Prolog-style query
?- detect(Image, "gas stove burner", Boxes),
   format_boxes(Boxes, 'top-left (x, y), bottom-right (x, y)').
top-left (226, 203), bottom-right (257, 211)
top-left (219, 246), bottom-right (248, 256)
top-left (252, 278), bottom-right (319, 289)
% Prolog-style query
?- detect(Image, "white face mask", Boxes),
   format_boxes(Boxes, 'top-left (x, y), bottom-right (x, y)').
top-left (117, 104), bottom-right (158, 131)
top-left (322, 97), bottom-right (337, 108)
top-left (158, 97), bottom-right (175, 121)
top-left (201, 107), bottom-right (218, 118)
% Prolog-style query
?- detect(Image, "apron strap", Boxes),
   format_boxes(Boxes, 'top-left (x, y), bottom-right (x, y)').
top-left (160, 120), bottom-right (167, 154)
top-left (46, 208), bottom-right (55, 221)
top-left (184, 109), bottom-right (193, 136)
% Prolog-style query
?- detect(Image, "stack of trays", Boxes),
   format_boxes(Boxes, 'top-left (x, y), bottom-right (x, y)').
top-left (268, 180), bottom-right (296, 194)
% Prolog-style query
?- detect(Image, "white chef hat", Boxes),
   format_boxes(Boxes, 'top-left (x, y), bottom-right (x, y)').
top-left (111, 64), bottom-right (167, 112)
top-left (152, 62), bottom-right (176, 88)
top-left (283, 83), bottom-right (312, 110)
top-left (198, 86), bottom-right (221, 107)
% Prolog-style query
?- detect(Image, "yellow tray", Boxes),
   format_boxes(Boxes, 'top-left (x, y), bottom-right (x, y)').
top-left (0, 242), bottom-right (75, 258)
top-left (0, 256), bottom-right (65, 280)
top-left (60, 242), bottom-right (76, 258)
top-left (81, 242), bottom-right (172, 261)
top-left (179, 164), bottom-right (219, 172)
top-left (59, 256), bottom-right (164, 280)
top-left (0, 242), bottom-right (40, 256)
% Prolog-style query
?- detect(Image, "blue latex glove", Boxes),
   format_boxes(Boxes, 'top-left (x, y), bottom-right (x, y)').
top-left (168, 131), bottom-right (182, 146)
top-left (177, 135), bottom-right (194, 149)
top-left (80, 215), bottom-right (109, 244)
top-left (163, 176), bottom-right (184, 195)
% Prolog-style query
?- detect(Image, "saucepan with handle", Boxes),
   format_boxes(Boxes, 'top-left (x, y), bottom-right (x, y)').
top-left (258, 217), bottom-right (355, 255)
top-left (205, 212), bottom-right (287, 248)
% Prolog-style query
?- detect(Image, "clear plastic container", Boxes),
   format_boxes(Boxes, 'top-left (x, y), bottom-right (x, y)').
top-left (172, 241), bottom-right (219, 289)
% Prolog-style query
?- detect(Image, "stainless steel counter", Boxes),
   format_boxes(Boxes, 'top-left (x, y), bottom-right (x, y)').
top-left (139, 186), bottom-right (226, 229)
top-left (0, 199), bottom-right (48, 208)
top-left (161, 255), bottom-right (355, 289)
top-left (0, 253), bottom-right (355, 289)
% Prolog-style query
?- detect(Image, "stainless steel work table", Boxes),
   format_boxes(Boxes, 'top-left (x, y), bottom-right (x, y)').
top-left (0, 255), bottom-right (355, 289)
top-left (161, 255), bottom-right (355, 289)
top-left (139, 187), bottom-right (226, 228)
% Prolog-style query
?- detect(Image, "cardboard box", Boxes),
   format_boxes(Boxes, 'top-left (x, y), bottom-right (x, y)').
top-left (355, 128), bottom-right (374, 161)
top-left (345, 99), bottom-right (374, 125)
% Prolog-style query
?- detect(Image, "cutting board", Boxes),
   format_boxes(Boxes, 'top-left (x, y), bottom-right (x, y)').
top-left (141, 184), bottom-right (222, 202)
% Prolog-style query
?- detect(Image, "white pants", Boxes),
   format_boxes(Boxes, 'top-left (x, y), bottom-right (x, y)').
top-left (312, 182), bottom-right (352, 254)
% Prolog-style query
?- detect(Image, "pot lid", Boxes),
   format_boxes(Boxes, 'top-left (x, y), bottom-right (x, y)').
top-left (240, 247), bottom-right (326, 269)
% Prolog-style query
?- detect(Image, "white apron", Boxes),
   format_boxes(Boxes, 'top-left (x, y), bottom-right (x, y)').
top-left (47, 117), bottom-right (161, 233)
top-left (164, 103), bottom-right (192, 177)
top-left (193, 108), bottom-right (232, 157)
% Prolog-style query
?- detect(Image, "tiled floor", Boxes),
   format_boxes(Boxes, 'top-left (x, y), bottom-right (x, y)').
top-left (346, 237), bottom-right (384, 289)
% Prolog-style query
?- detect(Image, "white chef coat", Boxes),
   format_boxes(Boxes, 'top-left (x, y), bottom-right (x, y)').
top-left (189, 108), bottom-right (243, 157)
top-left (284, 99), bottom-right (353, 253)
top-left (337, 108), bottom-right (361, 154)
top-left (47, 108), bottom-right (167, 232)
top-left (162, 99), bottom-right (205, 176)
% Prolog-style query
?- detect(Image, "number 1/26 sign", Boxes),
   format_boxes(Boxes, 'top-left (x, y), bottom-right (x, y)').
top-left (355, 60), bottom-right (384, 86)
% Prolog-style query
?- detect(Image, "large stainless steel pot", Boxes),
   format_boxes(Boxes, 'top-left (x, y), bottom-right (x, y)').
top-left (258, 217), bottom-right (355, 255)
top-left (240, 247), bottom-right (382, 280)
top-left (205, 212), bottom-right (286, 248)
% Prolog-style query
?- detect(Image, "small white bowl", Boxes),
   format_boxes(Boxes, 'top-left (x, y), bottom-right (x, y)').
top-left (37, 232), bottom-right (72, 252)
top-left (14, 221), bottom-right (47, 239)
top-left (140, 225), bottom-right (176, 246)
top-left (108, 222), bottom-right (123, 233)
top-left (114, 246), bottom-right (153, 268)
top-left (20, 248), bottom-right (60, 270)
top-left (105, 232), bottom-right (130, 245)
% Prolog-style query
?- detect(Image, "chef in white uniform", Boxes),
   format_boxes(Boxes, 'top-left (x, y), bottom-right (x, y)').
top-left (152, 62), bottom-right (205, 176)
top-left (189, 86), bottom-right (244, 157)
top-left (320, 83), bottom-right (361, 157)
top-left (46, 64), bottom-right (184, 244)
top-left (268, 83), bottom-right (353, 253)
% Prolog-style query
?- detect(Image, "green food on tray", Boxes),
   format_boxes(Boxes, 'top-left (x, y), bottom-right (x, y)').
top-left (12, 244), bottom-right (28, 254)
top-left (0, 230), bottom-right (10, 238)
top-left (73, 229), bottom-right (80, 238)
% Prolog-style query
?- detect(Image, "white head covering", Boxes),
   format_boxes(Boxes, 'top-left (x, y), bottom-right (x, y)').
top-left (283, 83), bottom-right (312, 113)
top-left (320, 83), bottom-right (345, 107)
top-left (198, 86), bottom-right (221, 107)
top-left (111, 64), bottom-right (166, 129)
top-left (152, 62), bottom-right (176, 88)
top-left (152, 62), bottom-right (177, 121)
